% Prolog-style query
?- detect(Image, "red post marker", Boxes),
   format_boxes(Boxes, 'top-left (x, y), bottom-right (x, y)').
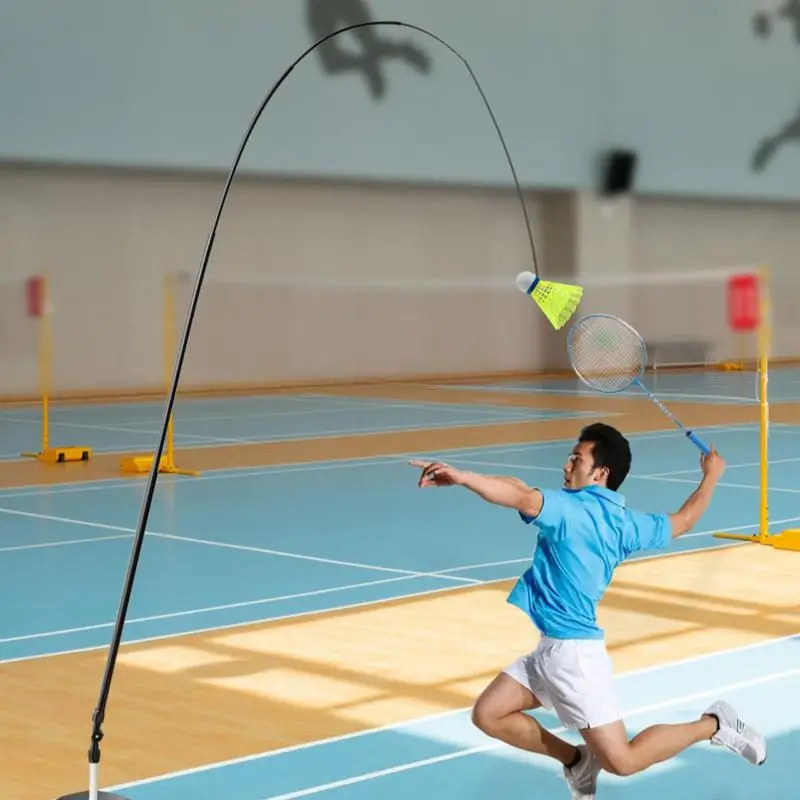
top-left (25, 275), bottom-right (44, 319)
top-left (727, 273), bottom-right (760, 332)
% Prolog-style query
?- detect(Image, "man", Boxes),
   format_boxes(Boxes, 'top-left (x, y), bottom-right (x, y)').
top-left (410, 422), bottom-right (766, 798)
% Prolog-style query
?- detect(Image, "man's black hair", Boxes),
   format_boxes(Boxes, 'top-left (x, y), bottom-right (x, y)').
top-left (578, 422), bottom-right (632, 491)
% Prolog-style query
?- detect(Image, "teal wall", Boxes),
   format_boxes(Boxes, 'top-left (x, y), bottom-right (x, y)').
top-left (2, 0), bottom-right (800, 199)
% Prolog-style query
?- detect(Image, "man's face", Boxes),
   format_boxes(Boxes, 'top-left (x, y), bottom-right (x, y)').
top-left (562, 441), bottom-right (608, 490)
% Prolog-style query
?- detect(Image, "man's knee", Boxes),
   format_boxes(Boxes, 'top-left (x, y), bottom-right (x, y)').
top-left (470, 674), bottom-right (538, 738)
top-left (581, 721), bottom-right (641, 777)
top-left (471, 698), bottom-right (500, 737)
top-left (597, 749), bottom-right (638, 777)
top-left (589, 741), bottom-right (641, 777)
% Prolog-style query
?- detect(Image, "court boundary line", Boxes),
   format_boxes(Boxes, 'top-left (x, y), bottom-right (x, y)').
top-left (440, 383), bottom-right (762, 405)
top-left (106, 631), bottom-right (800, 792)
top-left (646, 454), bottom-right (800, 477)
top-left (0, 506), bottom-right (481, 585)
top-left (0, 534), bottom-right (759, 664)
top-left (651, 474), bottom-right (800, 495)
top-left (0, 533), bottom-right (131, 553)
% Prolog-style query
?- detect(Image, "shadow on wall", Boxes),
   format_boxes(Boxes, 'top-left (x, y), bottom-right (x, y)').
top-left (751, 2), bottom-right (800, 171)
top-left (305, 0), bottom-right (433, 100)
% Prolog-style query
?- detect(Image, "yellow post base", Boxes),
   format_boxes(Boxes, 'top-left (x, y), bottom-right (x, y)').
top-left (22, 446), bottom-right (92, 464)
top-left (119, 454), bottom-right (200, 477)
top-left (713, 529), bottom-right (800, 552)
top-left (717, 361), bottom-right (745, 371)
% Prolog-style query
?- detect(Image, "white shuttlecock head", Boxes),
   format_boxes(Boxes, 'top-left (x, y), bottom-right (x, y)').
top-left (516, 271), bottom-right (537, 295)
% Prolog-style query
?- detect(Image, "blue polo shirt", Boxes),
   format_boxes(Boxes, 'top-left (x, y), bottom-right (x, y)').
top-left (507, 485), bottom-right (672, 640)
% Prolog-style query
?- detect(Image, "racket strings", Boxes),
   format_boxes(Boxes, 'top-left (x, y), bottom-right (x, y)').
top-left (568, 315), bottom-right (646, 393)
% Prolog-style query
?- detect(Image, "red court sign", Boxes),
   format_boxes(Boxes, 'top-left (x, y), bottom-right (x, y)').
top-left (727, 273), bottom-right (760, 332)
top-left (25, 275), bottom-right (44, 319)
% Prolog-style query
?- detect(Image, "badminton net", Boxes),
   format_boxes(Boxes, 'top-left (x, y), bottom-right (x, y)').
top-left (166, 265), bottom-right (782, 397)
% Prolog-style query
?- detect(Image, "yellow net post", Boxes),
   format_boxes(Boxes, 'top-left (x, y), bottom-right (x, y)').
top-left (22, 275), bottom-right (92, 464)
top-left (714, 266), bottom-right (800, 551)
top-left (119, 274), bottom-right (199, 476)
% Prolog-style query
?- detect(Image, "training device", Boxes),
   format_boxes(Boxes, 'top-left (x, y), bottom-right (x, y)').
top-left (566, 312), bottom-right (711, 454)
top-left (53, 20), bottom-right (585, 800)
top-left (516, 270), bottom-right (585, 331)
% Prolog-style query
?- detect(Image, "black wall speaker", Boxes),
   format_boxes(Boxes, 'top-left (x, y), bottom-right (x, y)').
top-left (600, 149), bottom-right (638, 196)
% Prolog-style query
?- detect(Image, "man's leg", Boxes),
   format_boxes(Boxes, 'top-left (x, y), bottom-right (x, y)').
top-left (581, 700), bottom-right (767, 777)
top-left (471, 672), bottom-right (581, 768)
top-left (581, 714), bottom-right (716, 776)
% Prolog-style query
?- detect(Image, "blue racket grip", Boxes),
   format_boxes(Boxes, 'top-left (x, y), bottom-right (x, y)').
top-left (685, 430), bottom-right (711, 455)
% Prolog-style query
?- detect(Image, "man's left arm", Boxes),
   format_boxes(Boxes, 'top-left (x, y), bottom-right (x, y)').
top-left (458, 471), bottom-right (544, 519)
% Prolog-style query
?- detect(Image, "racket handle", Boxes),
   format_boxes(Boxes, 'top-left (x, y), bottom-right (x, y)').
top-left (685, 430), bottom-right (711, 455)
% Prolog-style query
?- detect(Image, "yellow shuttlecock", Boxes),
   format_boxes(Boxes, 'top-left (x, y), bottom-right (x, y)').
top-left (515, 270), bottom-right (584, 330)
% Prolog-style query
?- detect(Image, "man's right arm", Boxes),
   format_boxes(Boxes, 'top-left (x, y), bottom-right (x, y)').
top-left (669, 447), bottom-right (726, 538)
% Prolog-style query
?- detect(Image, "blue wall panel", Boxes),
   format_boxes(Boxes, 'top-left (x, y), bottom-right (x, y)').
top-left (2, 0), bottom-right (800, 199)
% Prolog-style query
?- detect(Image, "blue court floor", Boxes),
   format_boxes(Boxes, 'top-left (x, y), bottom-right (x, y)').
top-left (2, 378), bottom-right (800, 798)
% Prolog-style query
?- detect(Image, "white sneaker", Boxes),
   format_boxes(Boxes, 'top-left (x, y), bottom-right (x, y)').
top-left (563, 744), bottom-right (601, 799)
top-left (704, 700), bottom-right (767, 766)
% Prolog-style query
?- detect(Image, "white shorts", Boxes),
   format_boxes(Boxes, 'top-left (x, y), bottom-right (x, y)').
top-left (503, 636), bottom-right (621, 730)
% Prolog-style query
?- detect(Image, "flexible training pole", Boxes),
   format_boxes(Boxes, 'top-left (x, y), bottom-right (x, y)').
top-left (54, 21), bottom-right (540, 799)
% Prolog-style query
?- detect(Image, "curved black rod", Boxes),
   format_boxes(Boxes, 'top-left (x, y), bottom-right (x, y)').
top-left (81, 19), bottom-right (540, 786)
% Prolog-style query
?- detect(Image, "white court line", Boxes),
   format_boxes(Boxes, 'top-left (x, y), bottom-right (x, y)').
top-left (638, 473), bottom-right (800, 495)
top-left (646, 455), bottom-right (800, 477)
top-left (3, 393), bottom-right (548, 420)
top-left (107, 630), bottom-right (800, 793)
top-left (258, 665), bottom-right (800, 800)
top-left (0, 421), bottom-right (762, 499)
top-left (0, 394), bottom-right (426, 419)
top-left (0, 536), bottom-right (755, 664)
top-left (102, 397), bottom-right (576, 426)
top-left (0, 534), bottom-right (131, 553)
top-left (149, 531), bottom-right (479, 584)
top-left (773, 425), bottom-right (800, 436)
top-left (0, 506), bottom-right (479, 586)
top-left (0, 574), bottom-right (425, 645)
top-left (444, 383), bottom-right (759, 404)
top-left (0, 414), bottom-right (246, 444)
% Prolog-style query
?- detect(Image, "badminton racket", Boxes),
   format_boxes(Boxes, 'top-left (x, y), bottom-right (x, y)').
top-left (566, 313), bottom-right (711, 455)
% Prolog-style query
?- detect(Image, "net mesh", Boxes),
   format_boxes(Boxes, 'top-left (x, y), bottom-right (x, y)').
top-left (167, 264), bottom-right (783, 401)
top-left (568, 315), bottom-right (646, 393)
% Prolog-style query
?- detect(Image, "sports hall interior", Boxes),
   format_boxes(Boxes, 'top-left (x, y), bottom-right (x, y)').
top-left (1, 3), bottom-right (800, 799)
